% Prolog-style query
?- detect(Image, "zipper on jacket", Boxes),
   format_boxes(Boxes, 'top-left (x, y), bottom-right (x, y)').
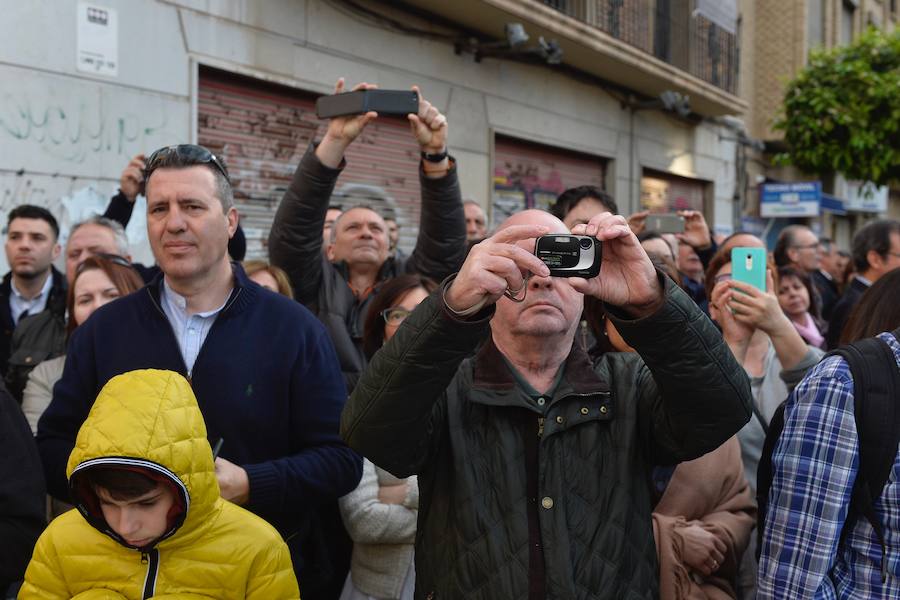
top-left (141, 548), bottom-right (159, 600)
top-left (186, 287), bottom-right (243, 379)
top-left (146, 285), bottom-right (244, 381)
top-left (537, 416), bottom-right (545, 438)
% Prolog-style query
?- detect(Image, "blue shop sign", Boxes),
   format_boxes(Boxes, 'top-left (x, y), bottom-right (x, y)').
top-left (760, 182), bottom-right (821, 218)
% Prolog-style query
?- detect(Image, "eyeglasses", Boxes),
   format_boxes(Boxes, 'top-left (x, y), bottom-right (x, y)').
top-left (75, 252), bottom-right (133, 276)
top-left (790, 243), bottom-right (820, 251)
top-left (143, 144), bottom-right (231, 186)
top-left (381, 307), bottom-right (412, 325)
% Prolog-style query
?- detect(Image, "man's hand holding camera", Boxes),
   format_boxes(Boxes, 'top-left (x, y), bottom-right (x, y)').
top-left (445, 225), bottom-right (550, 314)
top-left (446, 212), bottom-right (663, 318)
top-left (571, 212), bottom-right (663, 317)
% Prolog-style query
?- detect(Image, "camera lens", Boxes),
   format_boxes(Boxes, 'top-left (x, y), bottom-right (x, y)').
top-left (579, 238), bottom-right (593, 250)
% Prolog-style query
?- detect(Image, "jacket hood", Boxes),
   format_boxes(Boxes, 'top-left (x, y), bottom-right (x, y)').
top-left (67, 369), bottom-right (220, 551)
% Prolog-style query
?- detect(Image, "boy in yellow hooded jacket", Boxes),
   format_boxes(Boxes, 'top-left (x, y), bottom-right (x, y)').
top-left (20, 369), bottom-right (300, 599)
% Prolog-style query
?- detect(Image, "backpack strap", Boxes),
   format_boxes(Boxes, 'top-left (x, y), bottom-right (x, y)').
top-left (755, 400), bottom-right (788, 559)
top-left (831, 331), bottom-right (900, 583)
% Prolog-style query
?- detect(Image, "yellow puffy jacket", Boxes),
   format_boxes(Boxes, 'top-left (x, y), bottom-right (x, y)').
top-left (20, 369), bottom-right (300, 599)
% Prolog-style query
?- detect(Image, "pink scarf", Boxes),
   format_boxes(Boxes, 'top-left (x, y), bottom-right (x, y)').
top-left (792, 312), bottom-right (824, 348)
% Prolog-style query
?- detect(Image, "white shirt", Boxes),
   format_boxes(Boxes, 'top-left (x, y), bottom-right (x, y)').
top-left (9, 272), bottom-right (54, 326)
top-left (159, 280), bottom-right (229, 376)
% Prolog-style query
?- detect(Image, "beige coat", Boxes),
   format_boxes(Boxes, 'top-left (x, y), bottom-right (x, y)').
top-left (653, 436), bottom-right (757, 600)
top-left (340, 459), bottom-right (418, 599)
top-left (22, 354), bottom-right (65, 435)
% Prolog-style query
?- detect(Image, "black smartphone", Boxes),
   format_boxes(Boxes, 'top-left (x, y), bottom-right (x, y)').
top-left (315, 90), bottom-right (419, 118)
top-left (534, 235), bottom-right (602, 278)
top-left (645, 213), bottom-right (685, 234)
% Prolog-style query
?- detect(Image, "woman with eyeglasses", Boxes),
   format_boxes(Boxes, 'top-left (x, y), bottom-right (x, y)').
top-left (339, 274), bottom-right (437, 600)
top-left (22, 255), bottom-right (144, 435)
top-left (704, 245), bottom-right (824, 599)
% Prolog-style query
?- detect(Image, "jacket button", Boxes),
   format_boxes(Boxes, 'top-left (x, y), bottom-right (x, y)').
top-left (555, 416), bottom-right (564, 424)
top-left (600, 406), bottom-right (608, 414)
top-left (25, 356), bottom-right (33, 364)
top-left (580, 407), bottom-right (589, 415)
top-left (536, 397), bottom-right (546, 406)
top-left (541, 496), bottom-right (554, 509)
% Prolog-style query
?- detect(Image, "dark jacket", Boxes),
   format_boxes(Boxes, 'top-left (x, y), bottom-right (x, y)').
top-left (0, 381), bottom-right (45, 593)
top-left (36, 264), bottom-right (362, 571)
top-left (2, 267), bottom-right (67, 402)
top-left (268, 144), bottom-right (467, 393)
top-left (826, 275), bottom-right (869, 349)
top-left (813, 269), bottom-right (839, 321)
top-left (342, 278), bottom-right (752, 600)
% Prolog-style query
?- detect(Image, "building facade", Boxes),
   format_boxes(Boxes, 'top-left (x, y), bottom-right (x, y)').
top-left (1, 0), bottom-right (751, 272)
top-left (739, 0), bottom-right (899, 248)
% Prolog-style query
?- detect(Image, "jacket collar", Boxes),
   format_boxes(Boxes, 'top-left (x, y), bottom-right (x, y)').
top-left (47, 265), bottom-right (67, 314)
top-left (1, 266), bottom-right (67, 318)
top-left (473, 334), bottom-right (610, 396)
top-left (333, 257), bottom-right (399, 291)
top-left (146, 262), bottom-right (257, 317)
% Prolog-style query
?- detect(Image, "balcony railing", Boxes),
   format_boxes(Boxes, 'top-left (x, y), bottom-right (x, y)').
top-left (543, 0), bottom-right (739, 94)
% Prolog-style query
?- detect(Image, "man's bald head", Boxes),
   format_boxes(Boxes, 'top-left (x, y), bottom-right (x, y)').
top-left (490, 209), bottom-right (583, 341)
top-left (497, 210), bottom-right (570, 250)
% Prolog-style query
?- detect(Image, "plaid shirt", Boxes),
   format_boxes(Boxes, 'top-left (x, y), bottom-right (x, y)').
top-left (758, 332), bottom-right (900, 599)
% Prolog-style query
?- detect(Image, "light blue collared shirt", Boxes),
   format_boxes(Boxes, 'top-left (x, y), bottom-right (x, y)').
top-left (9, 271), bottom-right (54, 326)
top-left (159, 279), bottom-right (230, 376)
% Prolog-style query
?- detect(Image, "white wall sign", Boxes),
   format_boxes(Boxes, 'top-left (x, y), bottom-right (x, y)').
top-left (77, 2), bottom-right (118, 77)
top-left (844, 181), bottom-right (888, 213)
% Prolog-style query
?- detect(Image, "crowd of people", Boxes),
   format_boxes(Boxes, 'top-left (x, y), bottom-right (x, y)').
top-left (2, 77), bottom-right (900, 600)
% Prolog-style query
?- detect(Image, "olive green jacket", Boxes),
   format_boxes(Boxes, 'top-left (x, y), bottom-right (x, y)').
top-left (342, 278), bottom-right (752, 599)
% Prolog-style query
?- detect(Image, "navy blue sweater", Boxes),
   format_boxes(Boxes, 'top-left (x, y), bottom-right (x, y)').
top-left (37, 264), bottom-right (362, 545)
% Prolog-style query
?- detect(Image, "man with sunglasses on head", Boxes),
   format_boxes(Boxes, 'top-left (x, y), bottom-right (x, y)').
top-left (268, 79), bottom-right (466, 395)
top-left (37, 144), bottom-right (362, 588)
top-left (103, 152), bottom-right (248, 272)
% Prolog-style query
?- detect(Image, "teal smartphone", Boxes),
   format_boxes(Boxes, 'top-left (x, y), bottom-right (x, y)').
top-left (731, 247), bottom-right (767, 292)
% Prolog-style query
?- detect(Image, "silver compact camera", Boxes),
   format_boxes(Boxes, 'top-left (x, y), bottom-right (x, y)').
top-left (534, 235), bottom-right (601, 278)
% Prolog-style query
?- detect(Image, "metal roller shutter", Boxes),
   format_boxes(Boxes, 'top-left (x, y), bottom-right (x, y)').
top-left (640, 168), bottom-right (707, 213)
top-left (197, 67), bottom-right (422, 258)
top-left (492, 135), bottom-right (606, 227)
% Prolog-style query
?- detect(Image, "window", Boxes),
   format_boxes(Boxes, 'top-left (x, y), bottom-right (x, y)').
top-left (840, 0), bottom-right (856, 45)
top-left (806, 0), bottom-right (824, 53)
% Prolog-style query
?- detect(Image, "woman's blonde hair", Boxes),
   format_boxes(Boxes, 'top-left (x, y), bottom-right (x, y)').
top-left (242, 260), bottom-right (294, 299)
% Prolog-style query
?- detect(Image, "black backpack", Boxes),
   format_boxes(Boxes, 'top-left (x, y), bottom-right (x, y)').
top-left (755, 328), bottom-right (900, 582)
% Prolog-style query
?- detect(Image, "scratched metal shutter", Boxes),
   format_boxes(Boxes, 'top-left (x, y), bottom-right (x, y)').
top-left (197, 66), bottom-right (422, 258)
top-left (640, 167), bottom-right (707, 213)
top-left (492, 134), bottom-right (606, 227)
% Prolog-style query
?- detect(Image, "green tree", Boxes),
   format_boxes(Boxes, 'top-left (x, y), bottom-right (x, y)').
top-left (774, 27), bottom-right (900, 187)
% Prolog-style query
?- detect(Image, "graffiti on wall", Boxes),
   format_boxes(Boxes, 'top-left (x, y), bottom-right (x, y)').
top-left (492, 161), bottom-right (567, 223)
top-left (0, 93), bottom-right (170, 164)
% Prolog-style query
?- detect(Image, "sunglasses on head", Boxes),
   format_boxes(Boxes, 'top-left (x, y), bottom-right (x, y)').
top-left (75, 253), bottom-right (133, 276)
top-left (143, 144), bottom-right (231, 188)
